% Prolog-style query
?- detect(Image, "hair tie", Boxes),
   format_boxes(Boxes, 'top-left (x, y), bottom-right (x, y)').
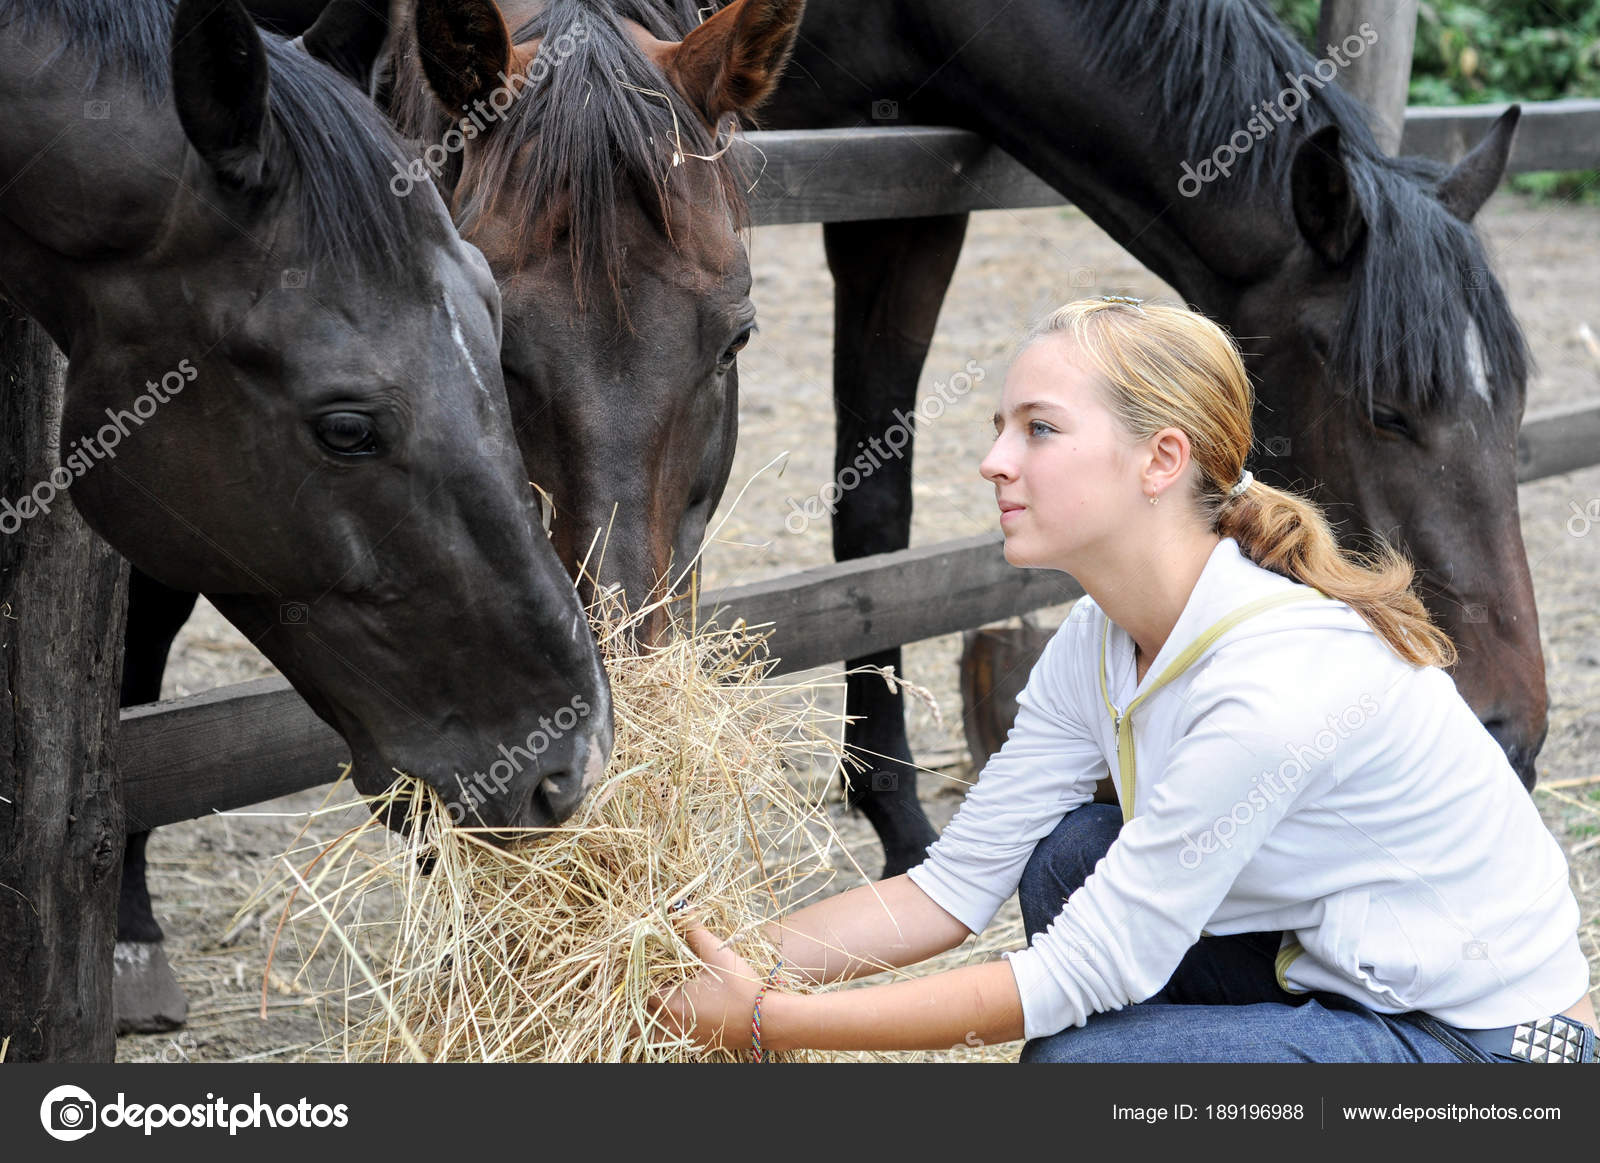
top-left (1227, 470), bottom-right (1253, 497)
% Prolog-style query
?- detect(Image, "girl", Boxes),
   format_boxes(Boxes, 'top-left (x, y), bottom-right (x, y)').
top-left (649, 298), bottom-right (1597, 1062)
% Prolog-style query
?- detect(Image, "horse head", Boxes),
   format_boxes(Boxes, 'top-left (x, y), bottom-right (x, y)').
top-left (0, 0), bottom-right (613, 828)
top-left (402, 0), bottom-right (803, 644)
top-left (1242, 107), bottom-right (1544, 783)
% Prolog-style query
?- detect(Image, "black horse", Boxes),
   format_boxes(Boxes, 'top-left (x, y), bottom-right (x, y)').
top-left (756, 0), bottom-right (1542, 876)
top-left (116, 0), bottom-right (803, 1030)
top-left (1, 0), bottom-right (614, 1026)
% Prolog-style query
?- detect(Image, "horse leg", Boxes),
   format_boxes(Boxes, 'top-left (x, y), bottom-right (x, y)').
top-left (822, 212), bottom-right (969, 879)
top-left (114, 568), bottom-right (198, 1036)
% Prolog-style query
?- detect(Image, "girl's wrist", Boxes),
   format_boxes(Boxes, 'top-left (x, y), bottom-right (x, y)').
top-left (756, 988), bottom-right (806, 1054)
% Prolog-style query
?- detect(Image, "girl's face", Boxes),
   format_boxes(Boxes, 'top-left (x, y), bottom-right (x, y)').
top-left (979, 335), bottom-right (1141, 571)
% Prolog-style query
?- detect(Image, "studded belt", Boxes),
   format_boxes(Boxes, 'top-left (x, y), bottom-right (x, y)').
top-left (1454, 1014), bottom-right (1598, 1063)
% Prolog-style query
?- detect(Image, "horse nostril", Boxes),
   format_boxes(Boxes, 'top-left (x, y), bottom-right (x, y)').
top-left (536, 770), bottom-right (584, 821)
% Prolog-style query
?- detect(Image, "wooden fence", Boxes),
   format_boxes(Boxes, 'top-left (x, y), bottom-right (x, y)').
top-left (122, 100), bottom-right (1600, 830)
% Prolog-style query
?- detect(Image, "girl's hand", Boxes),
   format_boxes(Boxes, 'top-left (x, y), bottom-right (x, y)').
top-left (648, 924), bottom-right (765, 1053)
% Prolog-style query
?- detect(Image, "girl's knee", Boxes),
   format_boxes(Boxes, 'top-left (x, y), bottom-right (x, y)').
top-left (1018, 802), bottom-right (1122, 938)
top-left (1020, 802), bottom-right (1122, 899)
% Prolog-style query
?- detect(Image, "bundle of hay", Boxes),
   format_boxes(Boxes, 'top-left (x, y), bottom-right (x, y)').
top-left (249, 590), bottom-right (857, 1063)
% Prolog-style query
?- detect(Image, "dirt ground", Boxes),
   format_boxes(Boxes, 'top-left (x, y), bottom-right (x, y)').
top-left (115, 189), bottom-right (1600, 1063)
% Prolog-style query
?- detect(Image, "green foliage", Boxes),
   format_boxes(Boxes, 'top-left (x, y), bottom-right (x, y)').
top-left (1409, 1), bottom-right (1600, 104)
top-left (1267, 1), bottom-right (1600, 203)
top-left (1507, 169), bottom-right (1599, 203)
top-left (1269, 0), bottom-right (1600, 102)
top-left (1269, 0), bottom-right (1322, 44)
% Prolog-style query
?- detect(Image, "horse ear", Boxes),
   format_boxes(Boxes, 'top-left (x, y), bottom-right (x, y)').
top-left (170, 0), bottom-right (271, 188)
top-left (654, 0), bottom-right (805, 127)
top-left (1290, 125), bottom-right (1367, 266)
top-left (300, 0), bottom-right (391, 91)
top-left (415, 0), bottom-right (534, 112)
top-left (1436, 104), bottom-right (1520, 223)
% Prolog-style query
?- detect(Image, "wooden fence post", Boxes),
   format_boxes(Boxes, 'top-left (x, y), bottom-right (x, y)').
top-left (1318, 0), bottom-right (1419, 155)
top-left (0, 304), bottom-right (129, 1062)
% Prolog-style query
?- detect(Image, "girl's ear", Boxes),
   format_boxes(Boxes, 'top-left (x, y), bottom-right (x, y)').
top-left (1143, 427), bottom-right (1193, 494)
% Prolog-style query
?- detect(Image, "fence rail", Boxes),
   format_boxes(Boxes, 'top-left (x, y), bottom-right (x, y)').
top-left (742, 100), bottom-right (1600, 226)
top-left (119, 100), bottom-right (1600, 829)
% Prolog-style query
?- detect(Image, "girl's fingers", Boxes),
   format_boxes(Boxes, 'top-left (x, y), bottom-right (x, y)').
top-left (685, 924), bottom-right (758, 983)
top-left (684, 924), bottom-right (724, 961)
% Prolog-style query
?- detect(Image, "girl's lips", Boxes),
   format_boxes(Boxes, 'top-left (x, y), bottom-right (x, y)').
top-left (999, 505), bottom-right (1025, 524)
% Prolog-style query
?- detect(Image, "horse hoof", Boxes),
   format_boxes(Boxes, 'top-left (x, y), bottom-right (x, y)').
top-left (113, 940), bottom-right (188, 1035)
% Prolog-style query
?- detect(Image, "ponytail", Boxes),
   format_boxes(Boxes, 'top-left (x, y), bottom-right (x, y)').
top-left (1213, 481), bottom-right (1457, 669)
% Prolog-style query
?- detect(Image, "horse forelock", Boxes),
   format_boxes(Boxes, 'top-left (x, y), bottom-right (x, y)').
top-left (1, 0), bottom-right (436, 283)
top-left (420, 0), bottom-right (747, 315)
top-left (1082, 0), bottom-right (1529, 418)
top-left (1340, 155), bottom-right (1530, 418)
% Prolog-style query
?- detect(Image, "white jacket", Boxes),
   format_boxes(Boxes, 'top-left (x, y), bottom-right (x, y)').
top-left (907, 537), bottom-right (1587, 1040)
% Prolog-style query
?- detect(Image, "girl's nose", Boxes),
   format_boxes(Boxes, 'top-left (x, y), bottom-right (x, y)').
top-left (980, 436), bottom-right (1015, 483)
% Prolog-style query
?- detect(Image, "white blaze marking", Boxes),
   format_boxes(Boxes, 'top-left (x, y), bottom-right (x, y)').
top-left (444, 296), bottom-right (493, 403)
top-left (1463, 319), bottom-right (1492, 404)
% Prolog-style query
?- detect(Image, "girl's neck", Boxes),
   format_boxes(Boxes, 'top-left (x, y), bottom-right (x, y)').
top-left (1075, 530), bottom-right (1223, 678)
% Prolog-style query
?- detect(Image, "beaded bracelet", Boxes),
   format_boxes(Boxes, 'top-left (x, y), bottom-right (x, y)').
top-left (749, 959), bottom-right (784, 1063)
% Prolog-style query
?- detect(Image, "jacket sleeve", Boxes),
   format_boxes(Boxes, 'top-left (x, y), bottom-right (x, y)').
top-left (905, 612), bottom-right (1108, 937)
top-left (1002, 663), bottom-right (1347, 1039)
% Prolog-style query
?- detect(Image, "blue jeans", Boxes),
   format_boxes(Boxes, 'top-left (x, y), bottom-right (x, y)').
top-left (1015, 802), bottom-right (1515, 1063)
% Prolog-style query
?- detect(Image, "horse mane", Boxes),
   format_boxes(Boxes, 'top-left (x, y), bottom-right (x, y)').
top-left (1084, 0), bottom-right (1529, 414)
top-left (392, 0), bottom-right (748, 313)
top-left (0, 0), bottom-right (436, 281)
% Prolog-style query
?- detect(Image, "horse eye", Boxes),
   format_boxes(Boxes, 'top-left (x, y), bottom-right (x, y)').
top-left (1370, 403), bottom-right (1413, 439)
top-left (315, 411), bottom-right (380, 456)
top-left (718, 326), bottom-right (754, 370)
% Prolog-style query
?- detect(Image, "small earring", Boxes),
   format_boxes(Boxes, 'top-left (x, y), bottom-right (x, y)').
top-left (1148, 492), bottom-right (1159, 506)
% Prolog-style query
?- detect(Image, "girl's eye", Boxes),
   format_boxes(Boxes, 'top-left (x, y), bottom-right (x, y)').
top-left (1028, 420), bottom-right (1054, 437)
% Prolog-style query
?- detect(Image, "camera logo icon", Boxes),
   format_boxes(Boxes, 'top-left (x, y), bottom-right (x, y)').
top-left (40, 1085), bottom-right (97, 1141)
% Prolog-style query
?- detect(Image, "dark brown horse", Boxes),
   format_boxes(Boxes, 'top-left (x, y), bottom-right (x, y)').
top-left (393, 0), bottom-right (800, 642)
top-left (114, 0), bottom-right (801, 1030)
top-left (757, 0), bottom-right (1544, 875)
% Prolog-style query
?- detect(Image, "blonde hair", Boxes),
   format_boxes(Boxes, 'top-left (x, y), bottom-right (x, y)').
top-left (1022, 298), bottom-right (1456, 669)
